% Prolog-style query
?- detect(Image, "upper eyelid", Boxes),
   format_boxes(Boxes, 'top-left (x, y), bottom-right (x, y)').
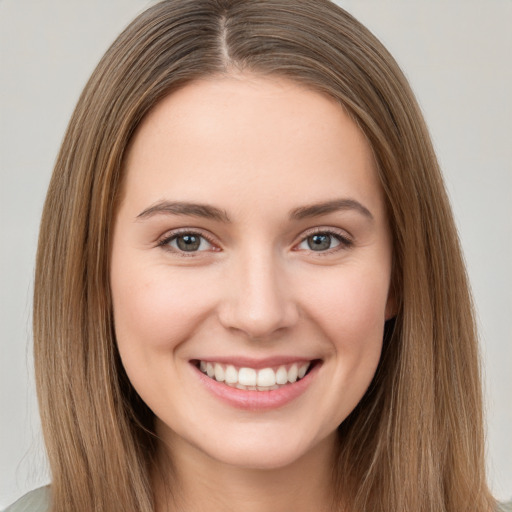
top-left (158, 228), bottom-right (217, 248)
top-left (299, 225), bottom-right (351, 237)
top-left (159, 227), bottom-right (214, 240)
top-left (296, 226), bottom-right (353, 243)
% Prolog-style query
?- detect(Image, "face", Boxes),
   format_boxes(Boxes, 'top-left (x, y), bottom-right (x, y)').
top-left (110, 74), bottom-right (394, 471)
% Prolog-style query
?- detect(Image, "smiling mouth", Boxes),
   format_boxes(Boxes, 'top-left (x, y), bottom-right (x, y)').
top-left (193, 360), bottom-right (317, 391)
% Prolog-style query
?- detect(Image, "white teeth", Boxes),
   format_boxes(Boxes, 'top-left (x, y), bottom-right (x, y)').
top-left (198, 361), bottom-right (312, 390)
top-left (238, 367), bottom-right (257, 387)
top-left (225, 365), bottom-right (238, 384)
top-left (288, 364), bottom-right (298, 383)
top-left (214, 363), bottom-right (225, 382)
top-left (275, 366), bottom-right (288, 385)
top-left (298, 363), bottom-right (308, 379)
top-left (257, 368), bottom-right (276, 387)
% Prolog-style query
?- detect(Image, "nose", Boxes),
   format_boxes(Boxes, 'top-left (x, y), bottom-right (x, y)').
top-left (217, 250), bottom-right (299, 340)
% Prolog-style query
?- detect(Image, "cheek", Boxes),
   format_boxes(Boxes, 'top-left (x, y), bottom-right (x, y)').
top-left (302, 264), bottom-right (389, 399)
top-left (305, 267), bottom-right (390, 345)
top-left (110, 264), bottom-right (219, 414)
top-left (111, 264), bottom-right (215, 354)
top-left (301, 267), bottom-right (389, 425)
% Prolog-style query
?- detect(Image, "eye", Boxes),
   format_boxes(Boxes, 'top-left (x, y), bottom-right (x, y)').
top-left (296, 229), bottom-right (352, 253)
top-left (158, 231), bottom-right (215, 254)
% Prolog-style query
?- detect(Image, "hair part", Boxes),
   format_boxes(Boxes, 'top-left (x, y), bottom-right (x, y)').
top-left (34, 1), bottom-right (494, 510)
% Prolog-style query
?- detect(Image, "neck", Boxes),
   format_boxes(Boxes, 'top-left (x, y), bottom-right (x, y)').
top-left (153, 432), bottom-right (339, 512)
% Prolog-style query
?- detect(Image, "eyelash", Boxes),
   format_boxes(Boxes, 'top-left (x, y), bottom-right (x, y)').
top-left (295, 227), bottom-right (354, 255)
top-left (157, 228), bottom-right (218, 257)
top-left (156, 227), bottom-right (353, 257)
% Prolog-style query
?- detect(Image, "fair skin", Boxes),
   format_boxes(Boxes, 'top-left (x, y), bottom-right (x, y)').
top-left (110, 74), bottom-right (395, 512)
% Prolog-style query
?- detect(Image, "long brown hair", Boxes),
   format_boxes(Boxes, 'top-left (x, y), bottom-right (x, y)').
top-left (34, 1), bottom-right (494, 510)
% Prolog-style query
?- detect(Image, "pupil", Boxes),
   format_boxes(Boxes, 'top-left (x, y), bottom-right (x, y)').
top-left (177, 235), bottom-right (200, 251)
top-left (308, 234), bottom-right (331, 251)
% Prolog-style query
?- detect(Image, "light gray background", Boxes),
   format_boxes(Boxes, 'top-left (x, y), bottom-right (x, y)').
top-left (1, 0), bottom-right (511, 508)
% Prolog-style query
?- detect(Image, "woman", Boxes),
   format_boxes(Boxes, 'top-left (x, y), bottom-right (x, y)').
top-left (4, 0), bottom-right (505, 510)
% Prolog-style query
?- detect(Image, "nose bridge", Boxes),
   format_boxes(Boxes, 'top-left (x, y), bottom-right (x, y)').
top-left (218, 244), bottom-right (298, 339)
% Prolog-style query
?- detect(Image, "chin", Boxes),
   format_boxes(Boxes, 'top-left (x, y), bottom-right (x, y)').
top-left (212, 446), bottom-right (306, 471)
top-left (190, 426), bottom-right (333, 472)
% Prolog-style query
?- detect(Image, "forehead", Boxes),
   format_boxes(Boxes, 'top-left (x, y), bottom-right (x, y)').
top-left (121, 74), bottom-right (384, 219)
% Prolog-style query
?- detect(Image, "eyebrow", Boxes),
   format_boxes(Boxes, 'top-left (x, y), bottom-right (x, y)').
top-left (136, 198), bottom-right (373, 222)
top-left (289, 198), bottom-right (373, 221)
top-left (137, 201), bottom-right (231, 222)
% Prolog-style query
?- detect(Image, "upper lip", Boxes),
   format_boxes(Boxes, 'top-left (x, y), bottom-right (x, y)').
top-left (191, 356), bottom-right (319, 370)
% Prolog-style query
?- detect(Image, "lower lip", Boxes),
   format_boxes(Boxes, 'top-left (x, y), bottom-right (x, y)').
top-left (191, 362), bottom-right (320, 411)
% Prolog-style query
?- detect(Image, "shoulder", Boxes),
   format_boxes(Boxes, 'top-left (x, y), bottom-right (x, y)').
top-left (2, 486), bottom-right (51, 512)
